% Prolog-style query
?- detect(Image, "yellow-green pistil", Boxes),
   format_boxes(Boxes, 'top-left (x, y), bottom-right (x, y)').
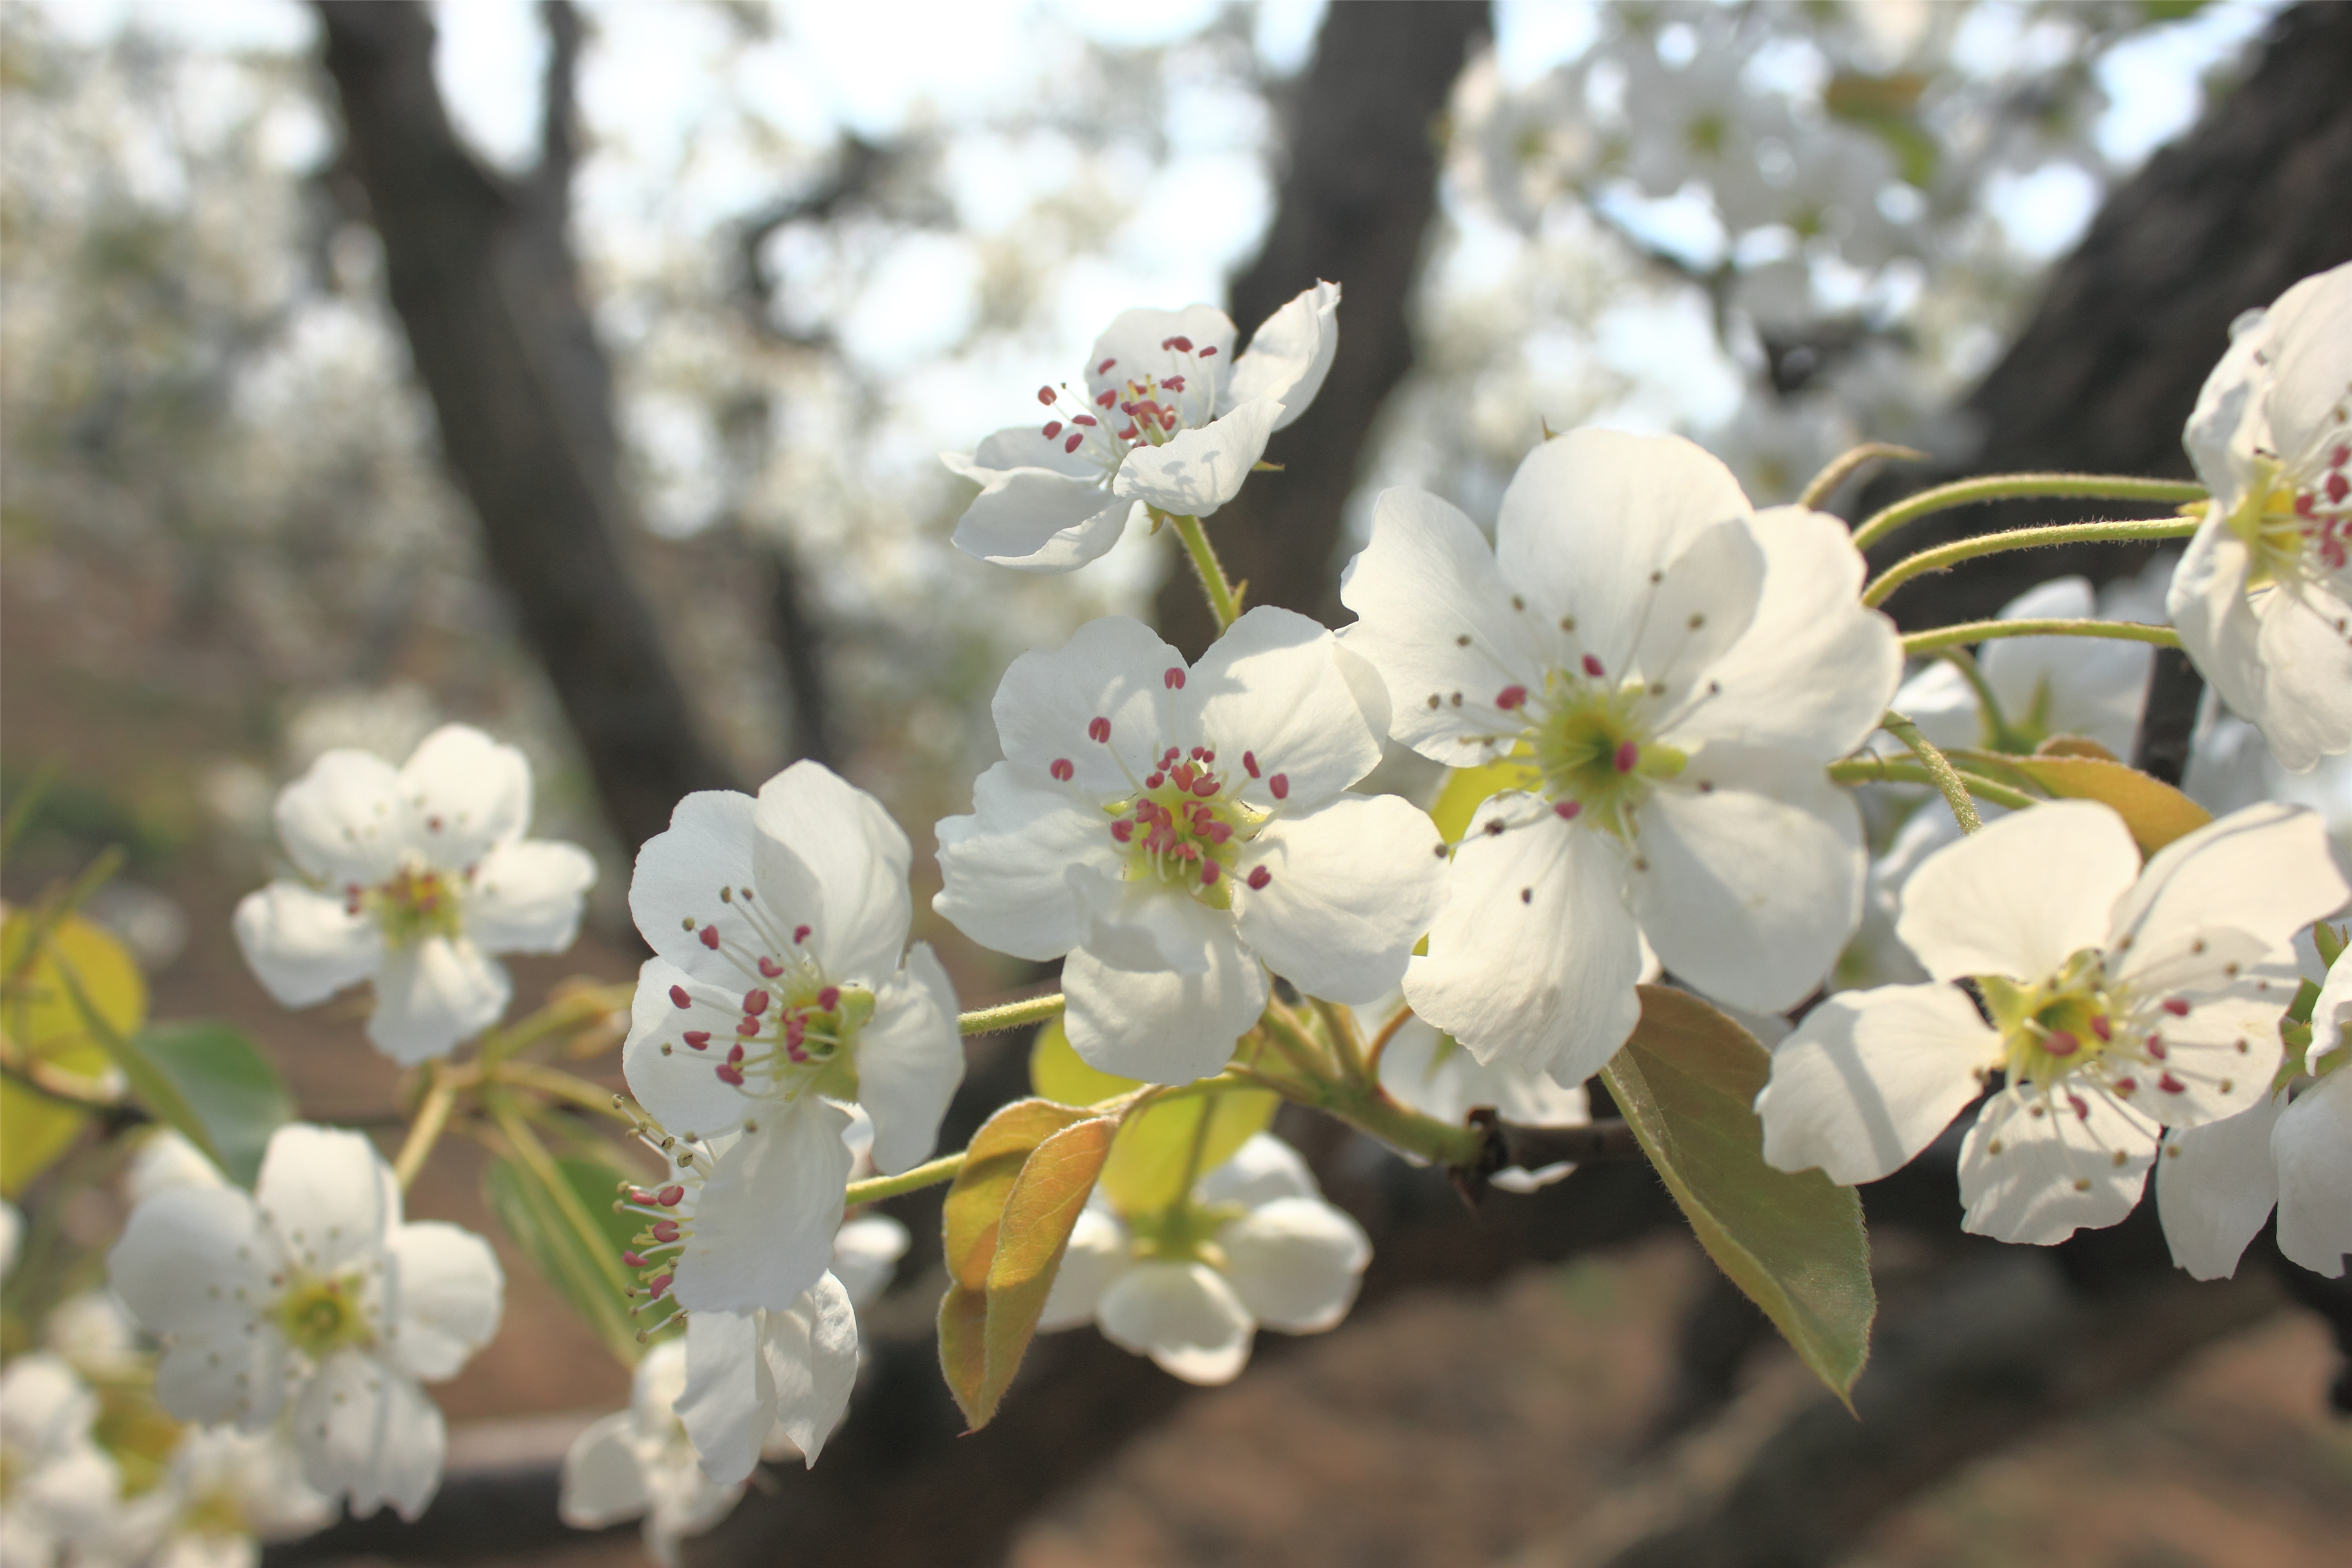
top-left (1507, 658), bottom-right (1686, 836)
top-left (1978, 948), bottom-right (2191, 1108)
top-left (2225, 448), bottom-right (2351, 590)
top-left (358, 861), bottom-right (464, 948)
top-left (1102, 743), bottom-right (1271, 912)
top-left (275, 1273), bottom-right (375, 1360)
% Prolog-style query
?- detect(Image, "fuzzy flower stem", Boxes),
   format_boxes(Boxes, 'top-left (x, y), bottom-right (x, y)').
top-left (485, 1090), bottom-right (635, 1304)
top-left (1797, 442), bottom-right (1927, 511)
top-left (1825, 755), bottom-right (2041, 812)
top-left (476, 982), bottom-right (634, 1066)
top-left (495, 1059), bottom-right (639, 1122)
top-left (1878, 711), bottom-right (1984, 833)
top-left (957, 992), bottom-right (1066, 1036)
top-left (1902, 617), bottom-right (2182, 658)
top-left (1166, 511), bottom-right (1244, 631)
top-left (392, 1063), bottom-right (459, 1190)
top-left (1861, 516), bottom-right (2203, 608)
top-left (1848, 474), bottom-right (2208, 554)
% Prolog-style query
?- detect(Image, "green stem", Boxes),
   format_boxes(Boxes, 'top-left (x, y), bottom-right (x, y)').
top-left (393, 1063), bottom-right (460, 1190)
top-left (1935, 647), bottom-right (2020, 752)
top-left (495, 1059), bottom-right (638, 1123)
top-left (844, 1150), bottom-right (966, 1205)
top-left (477, 982), bottom-right (632, 1066)
top-left (1796, 442), bottom-right (1926, 511)
top-left (486, 1092), bottom-right (633, 1298)
top-left (1327, 1075), bottom-right (1486, 1168)
top-left (957, 992), bottom-right (1064, 1035)
top-left (1881, 712), bottom-right (1983, 833)
top-left (1849, 474), bottom-right (2207, 553)
top-left (1902, 617), bottom-right (2180, 658)
top-left (1167, 512), bottom-right (1242, 631)
top-left (1827, 756), bottom-right (2041, 812)
top-left (1863, 517), bottom-right (2202, 608)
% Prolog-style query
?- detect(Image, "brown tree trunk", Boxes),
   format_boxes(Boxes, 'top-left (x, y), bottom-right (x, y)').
top-left (1153, 1), bottom-right (1492, 657)
top-left (313, 0), bottom-right (737, 854)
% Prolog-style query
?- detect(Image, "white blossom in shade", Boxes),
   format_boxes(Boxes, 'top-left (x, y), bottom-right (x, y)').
top-left (126, 1128), bottom-right (229, 1206)
top-left (940, 283), bottom-right (1339, 571)
top-left (1756, 800), bottom-right (2347, 1246)
top-left (559, 1341), bottom-right (740, 1568)
top-left (232, 725), bottom-right (597, 1064)
top-left (934, 607), bottom-right (1446, 1085)
top-left (2170, 260), bottom-right (2352, 772)
top-left (1339, 430), bottom-right (1903, 1088)
top-left (2159, 956), bottom-right (2352, 1280)
top-left (105, 1124), bottom-right (505, 1522)
top-left (621, 761), bottom-right (962, 1315)
top-left (1366, 1003), bottom-right (1591, 1192)
top-left (95, 1424), bottom-right (335, 1568)
top-left (0, 1353), bottom-right (119, 1568)
top-left (1037, 1133), bottom-right (1369, 1386)
top-left (0, 1200), bottom-right (18, 1289)
top-left (44, 1291), bottom-right (144, 1383)
top-left (825, 1214), bottom-right (910, 1310)
top-left (1891, 576), bottom-right (2155, 760)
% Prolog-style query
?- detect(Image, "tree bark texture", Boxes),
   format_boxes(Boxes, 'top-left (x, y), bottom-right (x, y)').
top-left (1863, 0), bottom-right (2352, 633)
top-left (313, 1), bottom-right (738, 854)
top-left (1152, 0), bottom-right (1491, 657)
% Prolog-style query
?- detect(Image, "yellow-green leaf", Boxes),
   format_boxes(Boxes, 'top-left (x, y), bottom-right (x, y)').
top-left (1030, 1017), bottom-right (1137, 1107)
top-left (0, 912), bottom-right (152, 1193)
top-left (1031, 1021), bottom-right (1275, 1213)
top-left (1429, 760), bottom-right (1538, 844)
top-left (136, 1023), bottom-right (295, 1190)
top-left (482, 1154), bottom-right (657, 1363)
top-left (956, 1116), bottom-right (1118, 1429)
top-left (2007, 754), bottom-right (2212, 854)
top-left (1604, 985), bottom-right (1875, 1406)
top-left (936, 1282), bottom-right (990, 1419)
top-left (0, 1078), bottom-right (85, 1197)
top-left (941, 1098), bottom-right (1097, 1291)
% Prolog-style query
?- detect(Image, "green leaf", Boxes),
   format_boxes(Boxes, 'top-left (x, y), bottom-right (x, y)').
top-left (134, 1023), bottom-right (293, 1189)
top-left (51, 958), bottom-right (217, 1172)
top-left (937, 1115), bottom-right (1119, 1431)
top-left (941, 1098), bottom-right (1097, 1291)
top-left (0, 1079), bottom-right (85, 1198)
top-left (1604, 985), bottom-right (1875, 1406)
top-left (1032, 1020), bottom-right (1276, 1213)
top-left (482, 1154), bottom-right (655, 1362)
top-left (2003, 754), bottom-right (2211, 854)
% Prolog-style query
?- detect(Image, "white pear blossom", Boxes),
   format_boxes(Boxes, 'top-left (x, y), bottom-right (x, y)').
top-left (935, 607), bottom-right (1446, 1084)
top-left (44, 1291), bottom-right (144, 1383)
top-left (1367, 1003), bottom-right (1591, 1192)
top-left (232, 725), bottom-right (597, 1064)
top-left (622, 761), bottom-right (961, 1315)
top-left (126, 1128), bottom-right (228, 1206)
top-left (1892, 575), bottom-right (2156, 760)
top-left (2158, 954), bottom-right (2352, 1280)
top-left (941, 283), bottom-right (1339, 571)
top-left (1039, 1133), bottom-right (1369, 1386)
top-left (2170, 260), bottom-right (2352, 772)
top-left (93, 1424), bottom-right (335, 1568)
top-left (1757, 801), bottom-right (2347, 1244)
top-left (0, 1353), bottom-right (119, 1568)
top-left (106, 1124), bottom-right (505, 1521)
top-left (558, 1342), bottom-right (740, 1568)
top-left (1340, 429), bottom-right (1903, 1088)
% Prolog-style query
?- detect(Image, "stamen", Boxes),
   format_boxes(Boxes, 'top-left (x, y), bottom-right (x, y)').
top-left (743, 989), bottom-right (770, 1016)
top-left (1496, 685), bottom-right (1527, 711)
top-left (1242, 750), bottom-right (1260, 778)
top-left (670, 985), bottom-right (692, 1008)
top-left (794, 925), bottom-right (811, 945)
top-left (699, 926), bottom-right (721, 951)
top-left (2162, 998), bottom-right (2190, 1017)
top-left (1097, 357), bottom-right (1116, 374)
top-left (1582, 654), bottom-right (1605, 678)
top-left (1612, 740), bottom-right (1640, 774)
top-left (1090, 716), bottom-right (1112, 743)
top-left (1037, 386), bottom-right (1056, 405)
top-left (1165, 667), bottom-right (1186, 690)
top-left (683, 1031), bottom-right (710, 1050)
top-left (1050, 758), bottom-right (1075, 782)
top-left (1269, 774), bottom-right (1289, 800)
top-left (1554, 801), bottom-right (1582, 820)
top-left (1043, 420), bottom-right (1063, 439)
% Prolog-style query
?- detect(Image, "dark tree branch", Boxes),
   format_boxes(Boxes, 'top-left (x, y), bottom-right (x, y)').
top-left (1862, 1), bottom-right (2352, 632)
top-left (312, 0), bottom-right (737, 854)
top-left (2130, 645), bottom-right (2205, 785)
top-left (1153, 0), bottom-right (1491, 656)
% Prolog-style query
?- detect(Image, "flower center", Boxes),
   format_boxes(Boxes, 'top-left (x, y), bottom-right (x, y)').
top-left (1522, 660), bottom-right (1687, 837)
top-left (712, 975), bottom-right (874, 1102)
top-left (275, 1273), bottom-right (374, 1359)
top-left (358, 860), bottom-right (464, 948)
top-left (1104, 746), bottom-right (1267, 911)
top-left (1979, 948), bottom-right (2202, 1112)
top-left (1125, 1199), bottom-right (1246, 1269)
top-left (2230, 444), bottom-right (2351, 590)
top-left (1032, 338), bottom-right (1224, 472)
top-left (182, 1486), bottom-right (251, 1542)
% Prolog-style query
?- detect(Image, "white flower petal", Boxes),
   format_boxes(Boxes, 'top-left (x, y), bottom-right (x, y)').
top-left (257, 1124), bottom-right (400, 1280)
top-left (631, 790), bottom-right (812, 979)
top-left (233, 881), bottom-right (383, 1007)
top-left (1629, 518), bottom-right (1765, 714)
top-left (623, 958), bottom-right (760, 1140)
top-left (2121, 954), bottom-right (2294, 1128)
top-left (273, 749), bottom-right (409, 887)
top-left (753, 762), bottom-right (914, 983)
top-left (2273, 1068), bottom-right (2352, 1277)
top-left (1237, 794), bottom-right (1446, 1004)
top-left (1631, 746), bottom-right (1863, 1013)
top-left (677, 1309), bottom-right (770, 1487)
top-left (2249, 586), bottom-right (2352, 774)
top-left (1191, 606), bottom-right (1385, 810)
top-left (1957, 1086), bottom-right (2156, 1246)
top-left (2155, 1093), bottom-right (2285, 1281)
top-left (1896, 800), bottom-right (2140, 984)
top-left (830, 1215), bottom-right (910, 1310)
top-left (462, 839), bottom-right (596, 956)
top-left (1223, 280), bottom-right (1340, 430)
top-left (368, 937), bottom-right (510, 1063)
top-left (1086, 305), bottom-right (1237, 405)
top-left (1217, 1196), bottom-right (1369, 1334)
top-left (1112, 397), bottom-right (1280, 518)
top-left (950, 468), bottom-right (1137, 573)
top-left (1681, 506), bottom-right (1902, 756)
top-left (558, 1412), bottom-right (648, 1529)
top-left (1039, 1206), bottom-right (1130, 1331)
top-left (1378, 1016), bottom-right (1589, 1130)
top-left (2112, 802), bottom-right (2349, 978)
top-left (383, 1221), bottom-right (503, 1382)
top-left (854, 943), bottom-right (964, 1177)
top-left (1494, 429), bottom-right (1752, 676)
top-left (2166, 521), bottom-right (2269, 741)
top-left (954, 422), bottom-right (1098, 480)
top-left (934, 767), bottom-right (1122, 962)
top-left (1977, 578), bottom-right (2151, 757)
top-left (1407, 804), bottom-right (1643, 1086)
top-left (398, 725), bottom-right (533, 873)
top-left (293, 1349), bottom-right (446, 1520)
top-left (992, 616), bottom-right (1184, 792)
top-left (1063, 925), bottom-right (1268, 1084)
top-left (2263, 261), bottom-right (2352, 469)
top-left (759, 1274), bottom-right (859, 1467)
top-left (1337, 486), bottom-right (1547, 769)
top-left (1068, 867), bottom-right (1226, 975)
top-left (1095, 1259), bottom-right (1255, 1386)
top-left (1755, 985), bottom-right (1997, 1185)
top-left (671, 1098), bottom-right (852, 1313)
top-left (1195, 1132), bottom-right (1318, 1208)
